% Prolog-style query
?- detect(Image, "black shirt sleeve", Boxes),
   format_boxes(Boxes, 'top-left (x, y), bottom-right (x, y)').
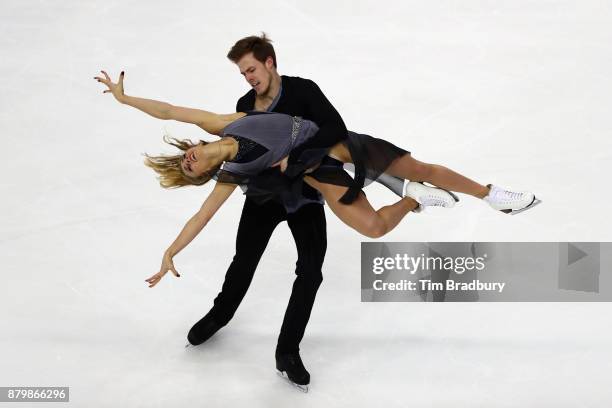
top-left (287, 79), bottom-right (347, 165)
top-left (236, 90), bottom-right (255, 113)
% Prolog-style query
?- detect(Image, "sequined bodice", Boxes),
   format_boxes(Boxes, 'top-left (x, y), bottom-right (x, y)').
top-left (227, 135), bottom-right (269, 163)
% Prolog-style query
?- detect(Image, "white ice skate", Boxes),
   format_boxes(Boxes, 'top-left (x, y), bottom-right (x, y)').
top-left (483, 184), bottom-right (541, 215)
top-left (403, 181), bottom-right (459, 212)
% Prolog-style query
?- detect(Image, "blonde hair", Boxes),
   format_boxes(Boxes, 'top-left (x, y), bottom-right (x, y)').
top-left (144, 135), bottom-right (220, 188)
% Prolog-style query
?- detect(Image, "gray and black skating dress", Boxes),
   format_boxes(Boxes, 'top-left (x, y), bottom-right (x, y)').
top-left (215, 111), bottom-right (409, 210)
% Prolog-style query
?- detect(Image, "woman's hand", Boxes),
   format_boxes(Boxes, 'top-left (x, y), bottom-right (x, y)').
top-left (145, 251), bottom-right (181, 288)
top-left (94, 70), bottom-right (126, 103)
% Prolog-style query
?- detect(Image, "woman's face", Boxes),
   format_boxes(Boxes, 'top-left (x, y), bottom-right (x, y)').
top-left (181, 143), bottom-right (210, 178)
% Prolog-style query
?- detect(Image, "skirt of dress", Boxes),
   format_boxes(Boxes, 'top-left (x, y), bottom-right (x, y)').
top-left (310, 131), bottom-right (409, 204)
top-left (216, 131), bottom-right (409, 206)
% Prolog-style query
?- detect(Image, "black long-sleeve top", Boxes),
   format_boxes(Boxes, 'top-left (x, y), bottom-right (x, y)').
top-left (236, 75), bottom-right (348, 203)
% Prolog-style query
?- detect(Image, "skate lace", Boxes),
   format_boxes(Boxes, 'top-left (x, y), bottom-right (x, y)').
top-left (421, 195), bottom-right (449, 207)
top-left (498, 189), bottom-right (523, 200)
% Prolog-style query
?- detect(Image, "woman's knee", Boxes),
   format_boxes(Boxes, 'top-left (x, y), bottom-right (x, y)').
top-left (361, 217), bottom-right (388, 238)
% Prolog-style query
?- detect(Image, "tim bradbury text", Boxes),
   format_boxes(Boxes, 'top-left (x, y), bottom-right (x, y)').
top-left (373, 279), bottom-right (506, 293)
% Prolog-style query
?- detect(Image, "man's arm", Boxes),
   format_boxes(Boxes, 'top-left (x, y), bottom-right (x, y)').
top-left (287, 79), bottom-right (347, 165)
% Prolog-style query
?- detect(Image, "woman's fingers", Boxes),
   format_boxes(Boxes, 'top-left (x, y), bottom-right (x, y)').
top-left (144, 273), bottom-right (156, 282)
top-left (94, 76), bottom-right (108, 87)
top-left (95, 70), bottom-right (125, 99)
top-left (94, 73), bottom-right (113, 94)
top-left (146, 274), bottom-right (161, 288)
top-left (144, 268), bottom-right (179, 288)
top-left (145, 270), bottom-right (163, 281)
top-left (117, 72), bottom-right (125, 94)
top-left (144, 272), bottom-right (160, 283)
top-left (144, 254), bottom-right (182, 287)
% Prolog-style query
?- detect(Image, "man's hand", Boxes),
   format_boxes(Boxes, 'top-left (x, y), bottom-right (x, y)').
top-left (272, 156), bottom-right (289, 173)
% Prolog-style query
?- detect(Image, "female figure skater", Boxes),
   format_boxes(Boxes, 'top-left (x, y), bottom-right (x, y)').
top-left (94, 70), bottom-right (538, 288)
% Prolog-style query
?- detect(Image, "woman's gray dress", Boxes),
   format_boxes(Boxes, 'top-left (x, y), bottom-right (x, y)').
top-left (215, 111), bottom-right (408, 211)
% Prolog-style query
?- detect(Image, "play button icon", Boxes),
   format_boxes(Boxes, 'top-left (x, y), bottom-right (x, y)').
top-left (568, 243), bottom-right (588, 265)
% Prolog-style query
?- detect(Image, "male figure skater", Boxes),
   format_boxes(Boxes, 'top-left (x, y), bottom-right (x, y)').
top-left (186, 33), bottom-right (348, 391)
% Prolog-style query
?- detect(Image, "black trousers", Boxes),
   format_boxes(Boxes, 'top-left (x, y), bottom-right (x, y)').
top-left (204, 197), bottom-right (327, 354)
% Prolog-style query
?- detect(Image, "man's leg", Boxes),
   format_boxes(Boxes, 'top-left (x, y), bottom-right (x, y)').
top-left (276, 203), bottom-right (327, 355)
top-left (188, 198), bottom-right (286, 345)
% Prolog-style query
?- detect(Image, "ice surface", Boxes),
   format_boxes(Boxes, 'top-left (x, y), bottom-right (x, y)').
top-left (1, 1), bottom-right (611, 406)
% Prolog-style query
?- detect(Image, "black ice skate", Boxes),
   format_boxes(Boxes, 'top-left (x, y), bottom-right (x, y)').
top-left (276, 352), bottom-right (310, 392)
top-left (185, 314), bottom-right (222, 348)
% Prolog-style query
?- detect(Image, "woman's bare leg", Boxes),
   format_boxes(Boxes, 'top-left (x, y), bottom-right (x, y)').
top-left (304, 176), bottom-right (418, 238)
top-left (386, 154), bottom-right (489, 198)
top-left (328, 143), bottom-right (489, 199)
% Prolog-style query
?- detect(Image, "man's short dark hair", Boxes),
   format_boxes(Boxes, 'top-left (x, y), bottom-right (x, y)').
top-left (227, 32), bottom-right (277, 68)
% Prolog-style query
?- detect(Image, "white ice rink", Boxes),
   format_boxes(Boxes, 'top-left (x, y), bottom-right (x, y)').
top-left (2, 1), bottom-right (612, 406)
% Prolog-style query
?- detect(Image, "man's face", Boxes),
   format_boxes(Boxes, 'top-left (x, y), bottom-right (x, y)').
top-left (236, 52), bottom-right (274, 96)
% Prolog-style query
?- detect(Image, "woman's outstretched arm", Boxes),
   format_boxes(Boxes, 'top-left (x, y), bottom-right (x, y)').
top-left (144, 182), bottom-right (237, 288)
top-left (95, 70), bottom-right (244, 135)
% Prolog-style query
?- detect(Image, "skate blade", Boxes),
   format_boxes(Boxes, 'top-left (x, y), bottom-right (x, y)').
top-left (276, 370), bottom-right (309, 393)
top-left (503, 198), bottom-right (542, 215)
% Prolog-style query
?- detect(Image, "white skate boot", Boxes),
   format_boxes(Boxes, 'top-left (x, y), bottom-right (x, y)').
top-left (483, 184), bottom-right (541, 215)
top-left (403, 181), bottom-right (459, 212)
